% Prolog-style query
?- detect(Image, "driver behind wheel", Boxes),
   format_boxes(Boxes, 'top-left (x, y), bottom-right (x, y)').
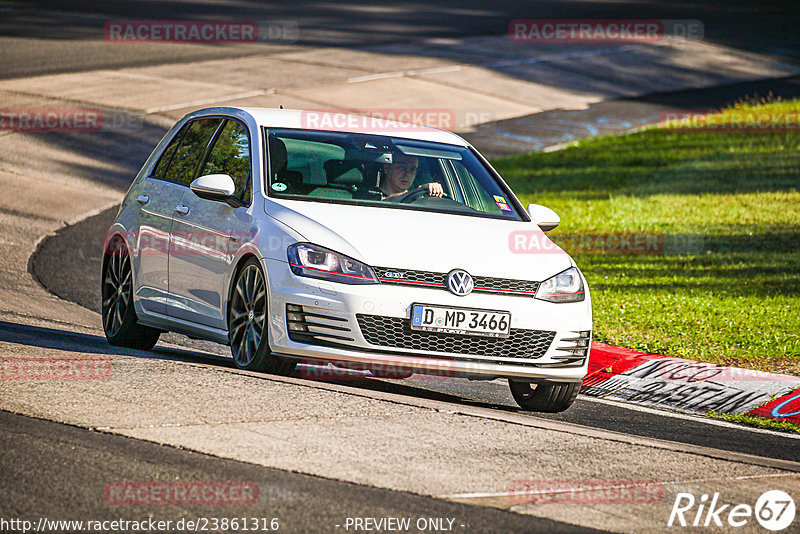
top-left (379, 152), bottom-right (444, 201)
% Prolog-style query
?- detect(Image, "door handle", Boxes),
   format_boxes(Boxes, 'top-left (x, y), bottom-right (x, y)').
top-left (136, 194), bottom-right (150, 205)
top-left (175, 204), bottom-right (190, 216)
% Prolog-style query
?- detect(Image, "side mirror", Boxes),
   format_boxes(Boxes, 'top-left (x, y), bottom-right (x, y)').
top-left (527, 203), bottom-right (560, 231)
top-left (190, 174), bottom-right (242, 208)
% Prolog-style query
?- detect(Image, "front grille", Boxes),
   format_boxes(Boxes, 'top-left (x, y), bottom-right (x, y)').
top-left (473, 275), bottom-right (539, 294)
top-left (373, 267), bottom-right (540, 296)
top-left (356, 314), bottom-right (554, 359)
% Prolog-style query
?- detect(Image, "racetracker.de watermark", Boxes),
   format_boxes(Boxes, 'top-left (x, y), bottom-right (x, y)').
top-left (300, 108), bottom-right (465, 132)
top-left (1, 356), bottom-right (112, 381)
top-left (508, 231), bottom-right (704, 255)
top-left (104, 230), bottom-right (294, 258)
top-left (0, 108), bottom-right (147, 133)
top-left (0, 108), bottom-right (102, 132)
top-left (104, 481), bottom-right (259, 506)
top-left (299, 358), bottom-right (457, 381)
top-left (509, 19), bottom-right (703, 43)
top-left (509, 480), bottom-right (664, 505)
top-left (104, 20), bottom-right (298, 43)
top-left (660, 109), bottom-right (800, 133)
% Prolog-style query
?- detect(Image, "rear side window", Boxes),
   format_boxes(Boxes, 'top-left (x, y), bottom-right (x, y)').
top-left (163, 118), bottom-right (223, 184)
top-left (199, 120), bottom-right (252, 204)
top-left (153, 123), bottom-right (189, 178)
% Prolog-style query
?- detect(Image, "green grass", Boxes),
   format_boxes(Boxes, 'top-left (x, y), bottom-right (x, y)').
top-left (491, 100), bottom-right (800, 374)
top-left (707, 411), bottom-right (800, 434)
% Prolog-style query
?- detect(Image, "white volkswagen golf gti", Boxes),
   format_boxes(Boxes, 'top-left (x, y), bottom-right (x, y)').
top-left (102, 107), bottom-right (591, 412)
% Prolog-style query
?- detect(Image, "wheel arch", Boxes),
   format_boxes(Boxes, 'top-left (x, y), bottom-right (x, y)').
top-left (101, 226), bottom-right (132, 281)
top-left (225, 252), bottom-right (264, 327)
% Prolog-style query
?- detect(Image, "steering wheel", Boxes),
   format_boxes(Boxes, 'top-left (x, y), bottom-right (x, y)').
top-left (396, 185), bottom-right (451, 204)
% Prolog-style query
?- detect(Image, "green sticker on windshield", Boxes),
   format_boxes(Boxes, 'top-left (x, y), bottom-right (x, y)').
top-left (272, 182), bottom-right (287, 192)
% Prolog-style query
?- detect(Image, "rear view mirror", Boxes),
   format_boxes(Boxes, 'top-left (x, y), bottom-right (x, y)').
top-left (527, 203), bottom-right (560, 231)
top-left (190, 174), bottom-right (242, 208)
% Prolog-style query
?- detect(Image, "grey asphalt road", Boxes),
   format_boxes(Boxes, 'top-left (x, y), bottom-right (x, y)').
top-left (29, 206), bottom-right (800, 465)
top-left (0, 410), bottom-right (600, 534)
top-left (1, 0), bottom-right (798, 79)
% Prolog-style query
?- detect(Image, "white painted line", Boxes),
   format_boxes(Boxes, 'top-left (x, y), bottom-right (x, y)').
top-left (346, 72), bottom-right (404, 83)
top-left (579, 395), bottom-right (800, 440)
top-left (406, 65), bottom-right (464, 76)
top-left (442, 473), bottom-right (798, 501)
top-left (144, 90), bottom-right (265, 114)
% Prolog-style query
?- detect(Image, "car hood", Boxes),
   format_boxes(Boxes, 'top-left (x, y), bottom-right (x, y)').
top-left (265, 198), bottom-right (573, 280)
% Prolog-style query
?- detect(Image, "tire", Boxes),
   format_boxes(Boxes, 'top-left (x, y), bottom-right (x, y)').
top-left (508, 380), bottom-right (580, 412)
top-left (228, 258), bottom-right (296, 374)
top-left (101, 239), bottom-right (161, 350)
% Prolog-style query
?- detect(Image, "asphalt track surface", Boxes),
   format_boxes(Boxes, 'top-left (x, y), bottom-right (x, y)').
top-left (1, 410), bottom-right (601, 533)
top-left (1, 0), bottom-right (799, 79)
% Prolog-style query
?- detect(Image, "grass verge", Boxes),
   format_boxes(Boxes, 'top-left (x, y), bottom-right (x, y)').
top-left (492, 99), bottom-right (800, 375)
top-left (706, 410), bottom-right (800, 434)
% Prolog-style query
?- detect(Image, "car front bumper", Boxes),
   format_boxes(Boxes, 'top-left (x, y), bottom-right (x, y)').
top-left (263, 258), bottom-right (592, 382)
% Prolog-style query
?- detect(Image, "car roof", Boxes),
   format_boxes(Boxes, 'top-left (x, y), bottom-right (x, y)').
top-left (187, 107), bottom-right (471, 147)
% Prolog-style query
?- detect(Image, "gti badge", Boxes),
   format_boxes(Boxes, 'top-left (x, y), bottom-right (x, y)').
top-left (447, 269), bottom-right (474, 296)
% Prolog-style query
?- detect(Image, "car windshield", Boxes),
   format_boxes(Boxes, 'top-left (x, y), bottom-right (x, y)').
top-left (264, 128), bottom-right (523, 221)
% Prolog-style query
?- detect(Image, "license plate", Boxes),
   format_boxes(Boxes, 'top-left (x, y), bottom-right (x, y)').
top-left (410, 304), bottom-right (511, 338)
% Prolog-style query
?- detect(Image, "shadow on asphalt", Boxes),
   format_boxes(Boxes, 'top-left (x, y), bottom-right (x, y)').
top-left (298, 369), bottom-right (518, 412)
top-left (5, 316), bottom-right (800, 464)
top-left (0, 317), bottom-right (515, 413)
top-left (0, 320), bottom-right (232, 367)
top-left (6, 1), bottom-right (800, 67)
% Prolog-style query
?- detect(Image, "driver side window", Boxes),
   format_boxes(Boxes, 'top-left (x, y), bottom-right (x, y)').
top-left (199, 120), bottom-right (252, 205)
top-left (164, 118), bottom-right (223, 185)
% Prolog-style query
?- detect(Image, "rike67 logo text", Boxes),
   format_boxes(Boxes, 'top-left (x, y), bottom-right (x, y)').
top-left (669, 490), bottom-right (795, 531)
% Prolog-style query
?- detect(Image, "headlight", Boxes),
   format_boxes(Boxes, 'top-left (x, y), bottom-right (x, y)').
top-left (535, 267), bottom-right (585, 303)
top-left (287, 243), bottom-right (378, 285)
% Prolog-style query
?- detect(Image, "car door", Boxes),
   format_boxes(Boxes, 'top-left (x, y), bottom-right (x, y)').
top-left (167, 118), bottom-right (254, 329)
top-left (133, 122), bottom-right (192, 315)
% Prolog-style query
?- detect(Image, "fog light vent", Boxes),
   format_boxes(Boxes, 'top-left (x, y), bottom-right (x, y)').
top-left (286, 304), bottom-right (353, 344)
top-left (553, 330), bottom-right (592, 365)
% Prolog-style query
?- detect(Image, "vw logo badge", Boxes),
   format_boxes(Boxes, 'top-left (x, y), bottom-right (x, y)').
top-left (447, 269), bottom-right (474, 296)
